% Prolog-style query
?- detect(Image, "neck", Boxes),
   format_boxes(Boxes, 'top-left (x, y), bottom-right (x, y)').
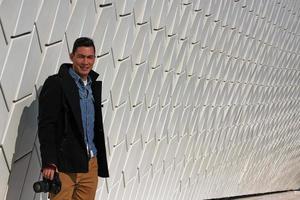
top-left (81, 76), bottom-right (88, 81)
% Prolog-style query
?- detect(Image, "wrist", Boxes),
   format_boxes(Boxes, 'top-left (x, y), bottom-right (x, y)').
top-left (42, 164), bottom-right (57, 171)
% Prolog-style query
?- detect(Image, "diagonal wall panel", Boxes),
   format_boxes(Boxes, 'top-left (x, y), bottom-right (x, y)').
top-left (0, 34), bottom-right (31, 109)
top-left (0, 148), bottom-right (9, 200)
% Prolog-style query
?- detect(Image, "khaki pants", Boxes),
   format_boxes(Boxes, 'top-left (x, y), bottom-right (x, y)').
top-left (50, 157), bottom-right (98, 200)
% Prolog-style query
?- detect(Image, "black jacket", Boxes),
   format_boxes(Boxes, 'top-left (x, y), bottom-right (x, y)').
top-left (38, 63), bottom-right (109, 177)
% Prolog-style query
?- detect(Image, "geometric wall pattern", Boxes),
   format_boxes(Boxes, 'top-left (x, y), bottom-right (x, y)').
top-left (0, 0), bottom-right (300, 199)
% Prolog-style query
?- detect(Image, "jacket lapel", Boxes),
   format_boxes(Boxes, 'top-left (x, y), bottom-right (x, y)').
top-left (92, 81), bottom-right (101, 106)
top-left (59, 68), bottom-right (84, 136)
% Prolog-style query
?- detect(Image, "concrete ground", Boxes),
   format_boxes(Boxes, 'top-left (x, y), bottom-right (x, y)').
top-left (235, 191), bottom-right (300, 200)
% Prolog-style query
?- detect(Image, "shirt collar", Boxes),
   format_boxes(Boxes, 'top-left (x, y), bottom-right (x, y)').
top-left (68, 67), bottom-right (92, 85)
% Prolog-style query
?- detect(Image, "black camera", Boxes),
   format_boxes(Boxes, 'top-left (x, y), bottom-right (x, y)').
top-left (33, 172), bottom-right (61, 194)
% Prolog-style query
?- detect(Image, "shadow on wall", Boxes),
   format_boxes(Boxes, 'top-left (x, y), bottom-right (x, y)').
top-left (6, 88), bottom-right (47, 200)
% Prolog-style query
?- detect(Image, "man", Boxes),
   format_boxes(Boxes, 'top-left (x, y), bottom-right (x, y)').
top-left (38, 37), bottom-right (109, 200)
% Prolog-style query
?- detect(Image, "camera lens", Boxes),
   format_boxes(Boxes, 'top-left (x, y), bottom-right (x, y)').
top-left (33, 182), bottom-right (42, 193)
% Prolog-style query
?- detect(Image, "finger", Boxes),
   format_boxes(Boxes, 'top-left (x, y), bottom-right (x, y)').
top-left (43, 169), bottom-right (54, 180)
top-left (49, 170), bottom-right (54, 180)
top-left (43, 170), bottom-right (49, 179)
top-left (42, 169), bottom-right (49, 177)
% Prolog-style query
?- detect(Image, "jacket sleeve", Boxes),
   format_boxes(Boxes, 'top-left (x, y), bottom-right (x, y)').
top-left (38, 76), bottom-right (62, 168)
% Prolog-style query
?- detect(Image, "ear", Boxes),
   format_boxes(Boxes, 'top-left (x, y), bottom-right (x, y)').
top-left (69, 53), bottom-right (74, 61)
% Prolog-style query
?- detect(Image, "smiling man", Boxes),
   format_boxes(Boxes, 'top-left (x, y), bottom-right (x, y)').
top-left (38, 37), bottom-right (109, 200)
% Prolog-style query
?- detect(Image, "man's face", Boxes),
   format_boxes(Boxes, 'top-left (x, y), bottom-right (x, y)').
top-left (70, 46), bottom-right (95, 80)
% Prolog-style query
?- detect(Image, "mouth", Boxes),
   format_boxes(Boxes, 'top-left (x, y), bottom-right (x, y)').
top-left (80, 66), bottom-right (90, 71)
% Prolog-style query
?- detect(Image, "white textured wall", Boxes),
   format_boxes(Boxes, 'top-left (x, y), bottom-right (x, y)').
top-left (1, 0), bottom-right (300, 199)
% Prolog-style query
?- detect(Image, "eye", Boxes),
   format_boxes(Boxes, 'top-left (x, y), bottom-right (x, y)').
top-left (76, 54), bottom-right (95, 59)
top-left (87, 55), bottom-right (95, 59)
top-left (77, 55), bottom-right (85, 59)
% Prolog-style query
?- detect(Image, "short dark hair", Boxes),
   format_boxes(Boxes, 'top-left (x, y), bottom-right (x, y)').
top-left (72, 37), bottom-right (95, 54)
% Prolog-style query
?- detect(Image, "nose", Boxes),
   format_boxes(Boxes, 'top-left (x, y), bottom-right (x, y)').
top-left (83, 57), bottom-right (89, 64)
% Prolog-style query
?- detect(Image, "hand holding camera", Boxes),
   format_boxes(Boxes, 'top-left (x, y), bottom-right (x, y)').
top-left (33, 167), bottom-right (61, 194)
